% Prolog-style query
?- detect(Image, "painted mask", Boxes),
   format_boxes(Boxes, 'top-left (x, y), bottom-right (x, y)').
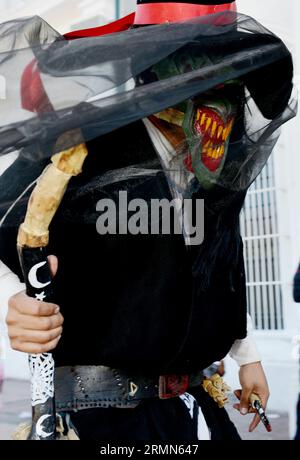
top-left (148, 51), bottom-right (243, 189)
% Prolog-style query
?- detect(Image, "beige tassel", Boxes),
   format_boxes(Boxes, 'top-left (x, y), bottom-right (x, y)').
top-left (11, 422), bottom-right (31, 441)
top-left (202, 374), bottom-right (231, 409)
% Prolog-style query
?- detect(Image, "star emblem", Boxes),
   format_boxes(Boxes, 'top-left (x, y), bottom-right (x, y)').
top-left (35, 291), bottom-right (46, 302)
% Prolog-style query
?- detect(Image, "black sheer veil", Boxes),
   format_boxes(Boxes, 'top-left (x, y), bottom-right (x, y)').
top-left (0, 12), bottom-right (296, 232)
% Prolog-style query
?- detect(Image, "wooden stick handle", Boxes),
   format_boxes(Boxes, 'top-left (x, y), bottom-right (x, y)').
top-left (18, 142), bottom-right (88, 248)
top-left (17, 138), bottom-right (89, 440)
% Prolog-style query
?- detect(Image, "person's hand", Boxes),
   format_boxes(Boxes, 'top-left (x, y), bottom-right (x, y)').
top-left (6, 256), bottom-right (63, 354)
top-left (233, 361), bottom-right (270, 433)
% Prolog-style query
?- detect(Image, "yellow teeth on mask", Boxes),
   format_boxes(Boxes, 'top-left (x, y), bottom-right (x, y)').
top-left (203, 142), bottom-right (225, 160)
top-left (217, 126), bottom-right (223, 139)
top-left (211, 121), bottom-right (217, 137)
top-left (205, 118), bottom-right (212, 132)
top-left (222, 119), bottom-right (234, 141)
top-left (212, 148), bottom-right (219, 159)
top-left (196, 110), bottom-right (235, 143)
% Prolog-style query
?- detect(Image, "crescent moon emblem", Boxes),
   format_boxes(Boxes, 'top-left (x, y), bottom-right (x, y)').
top-left (36, 414), bottom-right (53, 438)
top-left (28, 262), bottom-right (51, 290)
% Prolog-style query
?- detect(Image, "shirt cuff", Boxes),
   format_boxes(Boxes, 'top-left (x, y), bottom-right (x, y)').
top-left (229, 314), bottom-right (261, 367)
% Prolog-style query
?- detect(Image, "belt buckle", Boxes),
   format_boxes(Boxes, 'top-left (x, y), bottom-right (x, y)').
top-left (158, 374), bottom-right (189, 399)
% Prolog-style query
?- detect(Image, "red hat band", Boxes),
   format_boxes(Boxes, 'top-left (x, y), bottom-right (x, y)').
top-left (134, 2), bottom-right (237, 25)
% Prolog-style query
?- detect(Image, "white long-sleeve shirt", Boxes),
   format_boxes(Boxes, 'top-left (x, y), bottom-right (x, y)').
top-left (0, 261), bottom-right (25, 326)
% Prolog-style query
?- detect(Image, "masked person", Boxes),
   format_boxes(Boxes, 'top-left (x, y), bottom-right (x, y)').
top-left (0, 0), bottom-right (294, 440)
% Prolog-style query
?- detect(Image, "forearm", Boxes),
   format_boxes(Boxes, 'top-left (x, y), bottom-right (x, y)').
top-left (229, 314), bottom-right (261, 367)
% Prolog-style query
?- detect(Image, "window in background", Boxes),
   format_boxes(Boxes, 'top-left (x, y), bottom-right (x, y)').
top-left (240, 157), bottom-right (284, 331)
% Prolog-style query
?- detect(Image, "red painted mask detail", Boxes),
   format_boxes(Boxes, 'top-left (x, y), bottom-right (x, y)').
top-left (185, 106), bottom-right (235, 173)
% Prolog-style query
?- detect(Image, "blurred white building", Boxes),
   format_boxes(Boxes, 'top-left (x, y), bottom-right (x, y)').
top-left (0, 0), bottom-right (299, 438)
top-left (0, 0), bottom-right (136, 33)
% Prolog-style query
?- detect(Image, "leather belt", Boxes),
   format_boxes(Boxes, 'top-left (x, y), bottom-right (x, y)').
top-left (55, 366), bottom-right (204, 411)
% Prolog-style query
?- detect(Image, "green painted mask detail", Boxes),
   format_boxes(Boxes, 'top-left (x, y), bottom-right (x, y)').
top-left (151, 51), bottom-right (243, 189)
